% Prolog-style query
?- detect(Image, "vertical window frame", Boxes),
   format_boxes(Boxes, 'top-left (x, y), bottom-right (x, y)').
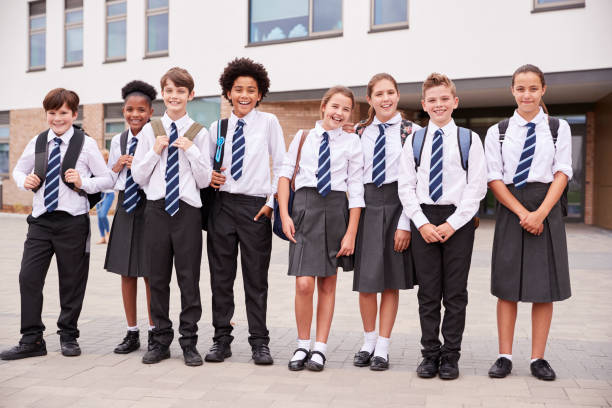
top-left (105, 0), bottom-right (127, 63)
top-left (64, 0), bottom-right (84, 67)
top-left (144, 0), bottom-right (169, 58)
top-left (532, 0), bottom-right (585, 12)
top-left (369, 0), bottom-right (409, 33)
top-left (28, 1), bottom-right (46, 72)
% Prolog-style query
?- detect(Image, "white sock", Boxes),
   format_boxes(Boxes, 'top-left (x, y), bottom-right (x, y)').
top-left (531, 358), bottom-right (541, 363)
top-left (373, 336), bottom-right (390, 359)
top-left (127, 325), bottom-right (139, 332)
top-left (310, 342), bottom-right (327, 365)
top-left (148, 325), bottom-right (155, 331)
top-left (499, 353), bottom-right (512, 361)
top-left (291, 339), bottom-right (311, 362)
top-left (360, 331), bottom-right (377, 354)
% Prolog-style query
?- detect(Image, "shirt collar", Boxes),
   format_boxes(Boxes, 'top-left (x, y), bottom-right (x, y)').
top-left (48, 126), bottom-right (74, 144)
top-left (372, 112), bottom-right (401, 126)
top-left (512, 107), bottom-right (546, 127)
top-left (161, 111), bottom-right (191, 131)
top-left (428, 118), bottom-right (456, 136)
top-left (230, 108), bottom-right (257, 126)
top-left (315, 120), bottom-right (342, 140)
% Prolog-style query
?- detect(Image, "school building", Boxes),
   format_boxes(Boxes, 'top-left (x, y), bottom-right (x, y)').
top-left (1, 0), bottom-right (611, 228)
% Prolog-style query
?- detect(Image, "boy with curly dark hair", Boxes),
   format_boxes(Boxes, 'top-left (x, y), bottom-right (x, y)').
top-left (205, 57), bottom-right (284, 365)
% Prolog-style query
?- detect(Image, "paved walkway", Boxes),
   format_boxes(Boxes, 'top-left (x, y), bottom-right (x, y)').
top-left (0, 213), bottom-right (611, 407)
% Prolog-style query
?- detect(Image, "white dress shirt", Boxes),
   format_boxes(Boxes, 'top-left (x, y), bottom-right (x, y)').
top-left (360, 113), bottom-right (423, 231)
top-left (398, 119), bottom-right (487, 230)
top-left (131, 112), bottom-right (211, 208)
top-left (484, 108), bottom-right (573, 184)
top-left (208, 109), bottom-right (285, 209)
top-left (280, 121), bottom-right (365, 209)
top-left (13, 126), bottom-right (114, 218)
top-left (108, 128), bottom-right (140, 191)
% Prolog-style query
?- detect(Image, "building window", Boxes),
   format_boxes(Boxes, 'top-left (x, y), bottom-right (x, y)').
top-left (0, 121), bottom-right (9, 175)
top-left (533, 0), bottom-right (585, 12)
top-left (106, 0), bottom-right (126, 61)
top-left (146, 0), bottom-right (169, 57)
top-left (64, 0), bottom-right (83, 66)
top-left (104, 120), bottom-right (125, 150)
top-left (249, 0), bottom-right (342, 45)
top-left (370, 0), bottom-right (408, 31)
top-left (29, 1), bottom-right (46, 71)
top-left (187, 97), bottom-right (221, 128)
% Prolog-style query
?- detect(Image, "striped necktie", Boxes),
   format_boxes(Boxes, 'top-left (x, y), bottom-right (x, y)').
top-left (317, 131), bottom-right (331, 197)
top-left (372, 123), bottom-right (390, 187)
top-left (122, 137), bottom-right (140, 213)
top-left (164, 122), bottom-right (179, 216)
top-left (513, 122), bottom-right (536, 189)
top-left (231, 119), bottom-right (246, 180)
top-left (44, 137), bottom-right (62, 212)
top-left (429, 129), bottom-right (444, 202)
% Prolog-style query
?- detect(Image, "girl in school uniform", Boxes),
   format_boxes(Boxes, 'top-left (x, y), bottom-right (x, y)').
top-left (104, 80), bottom-right (156, 354)
top-left (277, 86), bottom-right (364, 372)
top-left (484, 64), bottom-right (572, 381)
top-left (352, 73), bottom-right (420, 371)
top-left (96, 149), bottom-right (114, 244)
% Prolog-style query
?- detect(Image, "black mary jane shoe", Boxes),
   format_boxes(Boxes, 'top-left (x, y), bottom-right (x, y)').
top-left (353, 350), bottom-right (373, 367)
top-left (369, 355), bottom-right (390, 371)
top-left (114, 330), bottom-right (140, 354)
top-left (530, 359), bottom-right (556, 381)
top-left (488, 357), bottom-right (513, 378)
top-left (305, 350), bottom-right (326, 372)
top-left (288, 348), bottom-right (310, 371)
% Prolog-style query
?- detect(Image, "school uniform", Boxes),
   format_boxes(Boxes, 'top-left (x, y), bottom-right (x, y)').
top-left (353, 113), bottom-right (420, 293)
top-left (206, 109), bottom-right (285, 347)
top-left (104, 129), bottom-right (148, 277)
top-left (12, 126), bottom-right (114, 343)
top-left (131, 112), bottom-right (211, 349)
top-left (484, 108), bottom-right (572, 303)
top-left (279, 121), bottom-right (365, 277)
top-left (398, 119), bottom-right (487, 359)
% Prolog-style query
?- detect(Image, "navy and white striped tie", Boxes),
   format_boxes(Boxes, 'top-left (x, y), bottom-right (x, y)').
top-left (122, 137), bottom-right (140, 213)
top-left (513, 122), bottom-right (536, 189)
top-left (429, 129), bottom-right (444, 202)
top-left (372, 123), bottom-right (390, 187)
top-left (44, 137), bottom-right (62, 212)
top-left (317, 131), bottom-right (331, 197)
top-left (231, 119), bottom-right (246, 180)
top-left (164, 122), bottom-right (179, 216)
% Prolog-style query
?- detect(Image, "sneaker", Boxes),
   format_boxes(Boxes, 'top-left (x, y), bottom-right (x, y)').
top-left (0, 339), bottom-right (47, 360)
top-left (252, 344), bottom-right (273, 365)
top-left (204, 341), bottom-right (231, 363)
top-left (114, 330), bottom-right (140, 354)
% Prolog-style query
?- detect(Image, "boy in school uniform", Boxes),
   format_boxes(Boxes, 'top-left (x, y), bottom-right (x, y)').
top-left (205, 58), bottom-right (285, 365)
top-left (131, 67), bottom-right (211, 366)
top-left (398, 73), bottom-right (487, 379)
top-left (1, 88), bottom-right (113, 360)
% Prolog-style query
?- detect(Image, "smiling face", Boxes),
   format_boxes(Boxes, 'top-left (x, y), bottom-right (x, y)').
top-left (321, 92), bottom-right (353, 131)
top-left (46, 103), bottom-right (78, 136)
top-left (227, 76), bottom-right (261, 118)
top-left (123, 94), bottom-right (154, 135)
top-left (512, 72), bottom-right (546, 119)
top-left (421, 85), bottom-right (458, 128)
top-left (161, 79), bottom-right (194, 120)
top-left (368, 79), bottom-right (400, 123)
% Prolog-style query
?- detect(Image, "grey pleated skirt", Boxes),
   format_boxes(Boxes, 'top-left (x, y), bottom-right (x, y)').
top-left (491, 182), bottom-right (571, 302)
top-left (353, 182), bottom-right (416, 293)
top-left (104, 190), bottom-right (148, 277)
top-left (288, 187), bottom-right (353, 277)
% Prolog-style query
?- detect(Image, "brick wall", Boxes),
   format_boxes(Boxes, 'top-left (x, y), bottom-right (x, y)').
top-left (82, 104), bottom-right (104, 149)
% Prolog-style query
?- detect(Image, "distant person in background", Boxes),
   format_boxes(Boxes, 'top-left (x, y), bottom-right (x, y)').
top-left (96, 149), bottom-right (114, 244)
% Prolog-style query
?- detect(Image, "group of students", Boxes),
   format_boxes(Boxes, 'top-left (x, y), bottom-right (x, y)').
top-left (0, 58), bottom-right (572, 382)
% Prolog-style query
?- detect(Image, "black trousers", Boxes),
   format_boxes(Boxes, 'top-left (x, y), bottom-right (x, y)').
top-left (144, 199), bottom-right (202, 348)
top-left (19, 211), bottom-right (90, 343)
top-left (207, 192), bottom-right (272, 347)
top-left (411, 204), bottom-right (475, 359)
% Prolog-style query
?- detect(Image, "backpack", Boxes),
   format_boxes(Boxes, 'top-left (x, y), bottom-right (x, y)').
top-left (497, 116), bottom-right (568, 217)
top-left (412, 126), bottom-right (473, 177)
top-left (31, 125), bottom-right (102, 209)
top-left (355, 118), bottom-right (414, 147)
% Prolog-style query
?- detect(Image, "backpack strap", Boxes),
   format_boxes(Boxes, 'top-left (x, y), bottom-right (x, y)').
top-left (183, 122), bottom-right (204, 141)
top-left (497, 118), bottom-right (510, 145)
top-left (119, 129), bottom-right (129, 155)
top-left (354, 120), bottom-right (367, 137)
top-left (61, 127), bottom-right (86, 194)
top-left (399, 119), bottom-right (413, 147)
top-left (548, 116), bottom-right (560, 144)
top-left (31, 130), bottom-right (50, 193)
top-left (412, 126), bottom-right (428, 170)
top-left (457, 127), bottom-right (472, 172)
top-left (150, 118), bottom-right (166, 137)
top-left (291, 129), bottom-right (310, 191)
top-left (213, 119), bottom-right (229, 172)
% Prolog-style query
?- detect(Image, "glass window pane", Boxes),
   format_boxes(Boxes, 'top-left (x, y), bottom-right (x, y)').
top-left (66, 27), bottom-right (83, 63)
top-left (106, 121), bottom-right (125, 134)
top-left (148, 0), bottom-right (168, 9)
top-left (313, 0), bottom-right (342, 32)
top-left (30, 32), bottom-right (45, 68)
top-left (107, 20), bottom-right (126, 59)
top-left (250, 0), bottom-right (308, 43)
top-left (107, 2), bottom-right (126, 16)
top-left (66, 9), bottom-right (83, 23)
top-left (0, 143), bottom-right (9, 173)
top-left (0, 127), bottom-right (8, 139)
top-left (147, 13), bottom-right (168, 53)
top-left (186, 97), bottom-right (221, 127)
top-left (374, 0), bottom-right (407, 25)
top-left (30, 16), bottom-right (45, 30)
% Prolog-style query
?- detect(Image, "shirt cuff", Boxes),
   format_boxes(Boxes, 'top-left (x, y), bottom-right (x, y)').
top-left (552, 164), bottom-right (573, 181)
top-left (278, 168), bottom-right (294, 180)
top-left (397, 216), bottom-right (411, 232)
top-left (80, 177), bottom-right (94, 194)
top-left (266, 195), bottom-right (274, 209)
top-left (348, 197), bottom-right (365, 209)
top-left (411, 211), bottom-right (430, 229)
top-left (446, 213), bottom-right (468, 231)
top-left (14, 173), bottom-right (26, 191)
top-left (487, 172), bottom-right (504, 183)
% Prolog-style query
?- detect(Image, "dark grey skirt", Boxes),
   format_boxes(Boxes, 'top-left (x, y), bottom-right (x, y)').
top-left (353, 182), bottom-right (416, 293)
top-left (491, 182), bottom-right (571, 302)
top-left (104, 190), bottom-right (148, 277)
top-left (288, 187), bottom-right (353, 277)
